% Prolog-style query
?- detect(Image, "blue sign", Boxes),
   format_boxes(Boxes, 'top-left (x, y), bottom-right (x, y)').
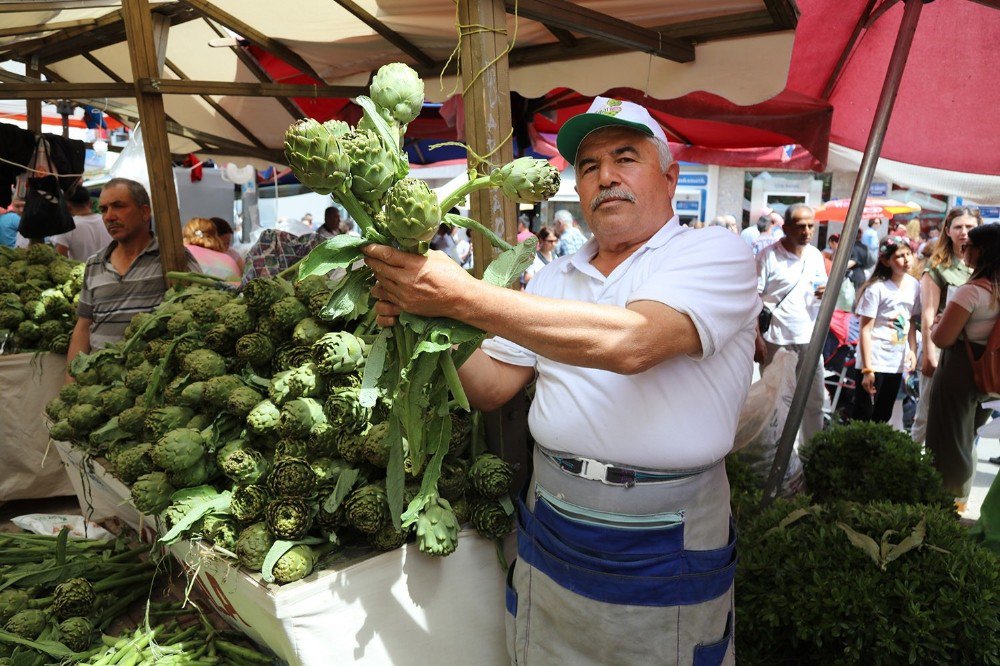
top-left (675, 200), bottom-right (700, 211)
top-left (678, 174), bottom-right (708, 187)
top-left (979, 206), bottom-right (1000, 219)
top-left (869, 182), bottom-right (888, 197)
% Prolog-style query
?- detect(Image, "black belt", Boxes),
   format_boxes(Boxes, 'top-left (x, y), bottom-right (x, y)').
top-left (546, 452), bottom-right (718, 487)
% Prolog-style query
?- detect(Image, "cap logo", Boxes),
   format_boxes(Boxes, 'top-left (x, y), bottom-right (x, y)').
top-left (598, 99), bottom-right (624, 116)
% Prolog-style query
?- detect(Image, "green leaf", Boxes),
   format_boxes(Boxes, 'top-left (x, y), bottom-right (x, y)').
top-left (323, 468), bottom-right (360, 514)
top-left (260, 537), bottom-right (325, 583)
top-left (443, 213), bottom-right (512, 252)
top-left (398, 349), bottom-right (440, 473)
top-left (321, 268), bottom-right (373, 322)
top-left (837, 521), bottom-right (883, 568)
top-left (88, 417), bottom-right (128, 446)
top-left (297, 235), bottom-right (368, 280)
top-left (158, 490), bottom-right (232, 545)
top-left (0, 629), bottom-right (79, 658)
top-left (359, 328), bottom-right (390, 408)
top-left (439, 351), bottom-right (469, 411)
top-left (55, 526), bottom-right (68, 567)
top-left (385, 416), bottom-right (405, 531)
top-left (482, 238), bottom-right (538, 288)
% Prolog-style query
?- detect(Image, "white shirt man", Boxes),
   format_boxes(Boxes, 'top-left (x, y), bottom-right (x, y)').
top-left (756, 204), bottom-right (828, 445)
top-left (51, 186), bottom-right (112, 261)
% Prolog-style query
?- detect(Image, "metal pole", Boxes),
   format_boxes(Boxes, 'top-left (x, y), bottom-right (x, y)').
top-left (762, 0), bottom-right (928, 505)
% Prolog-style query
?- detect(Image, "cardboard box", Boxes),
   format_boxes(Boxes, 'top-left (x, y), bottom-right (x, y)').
top-left (54, 440), bottom-right (511, 665)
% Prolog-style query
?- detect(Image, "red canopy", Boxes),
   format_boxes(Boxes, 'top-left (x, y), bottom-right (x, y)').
top-left (788, 0), bottom-right (1000, 176)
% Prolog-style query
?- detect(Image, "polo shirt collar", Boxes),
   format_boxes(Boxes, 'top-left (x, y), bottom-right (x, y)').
top-left (561, 215), bottom-right (682, 275)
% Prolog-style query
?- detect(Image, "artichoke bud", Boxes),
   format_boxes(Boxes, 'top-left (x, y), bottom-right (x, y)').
top-left (469, 498), bottom-right (514, 540)
top-left (313, 332), bottom-right (367, 376)
top-left (383, 178), bottom-right (441, 251)
top-left (272, 544), bottom-right (318, 584)
top-left (130, 472), bottom-right (175, 515)
top-left (413, 495), bottom-right (459, 557)
top-left (230, 484), bottom-right (269, 524)
top-left (343, 129), bottom-right (397, 203)
top-left (58, 616), bottom-right (94, 653)
top-left (236, 522), bottom-right (274, 570)
top-left (369, 62), bottom-right (424, 126)
top-left (283, 119), bottom-right (352, 195)
top-left (344, 483), bottom-right (390, 534)
top-left (491, 157), bottom-right (561, 203)
top-left (265, 498), bottom-right (314, 541)
top-left (267, 457), bottom-right (318, 498)
top-left (468, 453), bottom-right (514, 499)
top-left (51, 577), bottom-right (95, 620)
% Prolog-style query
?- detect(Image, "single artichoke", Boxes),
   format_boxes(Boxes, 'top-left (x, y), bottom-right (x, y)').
top-left (4, 609), bottom-right (47, 640)
top-left (323, 387), bottom-right (370, 433)
top-left (361, 421), bottom-right (391, 468)
top-left (412, 495), bottom-right (460, 557)
top-left (368, 523), bottom-right (409, 552)
top-left (45, 396), bottom-right (67, 422)
top-left (438, 457), bottom-right (469, 501)
top-left (48, 419), bottom-right (76, 442)
top-left (313, 332), bottom-right (366, 376)
top-left (117, 405), bottom-right (147, 436)
top-left (66, 403), bottom-right (102, 433)
top-left (343, 128), bottom-right (396, 203)
top-left (0, 590), bottom-right (29, 624)
top-left (383, 177), bottom-right (441, 250)
top-left (272, 544), bottom-right (318, 585)
top-left (337, 430), bottom-right (368, 467)
top-left (449, 410), bottom-right (471, 456)
top-left (247, 399), bottom-right (281, 436)
top-left (216, 301), bottom-right (254, 336)
top-left (178, 381), bottom-right (206, 408)
top-left (491, 156), bottom-right (561, 203)
top-left (230, 484), bottom-right (270, 524)
top-left (236, 522), bottom-right (275, 570)
top-left (269, 297), bottom-right (310, 333)
top-left (168, 457), bottom-right (216, 488)
top-left (151, 428), bottom-right (205, 472)
top-left (181, 349), bottom-right (228, 381)
top-left (369, 62), bottom-right (424, 125)
top-left (51, 578), bottom-right (95, 620)
top-left (201, 514), bottom-right (240, 551)
top-left (307, 421), bottom-right (340, 457)
top-left (274, 438), bottom-right (309, 461)
top-left (166, 309), bottom-right (197, 336)
top-left (227, 386), bottom-right (264, 418)
top-left (123, 361), bottom-right (154, 394)
top-left (130, 472), bottom-right (175, 514)
top-left (468, 453), bottom-right (514, 499)
top-left (470, 498), bottom-right (514, 540)
top-left (292, 317), bottom-right (329, 346)
top-left (344, 483), bottom-right (389, 535)
top-left (267, 457), bottom-right (317, 498)
top-left (217, 441), bottom-right (268, 485)
top-left (235, 332), bottom-right (275, 368)
top-left (265, 498), bottom-right (314, 540)
top-left (146, 406), bottom-right (195, 440)
top-left (243, 276), bottom-right (291, 314)
top-left (58, 616), bottom-right (93, 653)
top-left (278, 397), bottom-right (327, 440)
top-left (203, 375), bottom-right (244, 408)
top-left (109, 443), bottom-right (155, 484)
top-left (204, 324), bottom-right (237, 356)
top-left (283, 118), bottom-right (353, 195)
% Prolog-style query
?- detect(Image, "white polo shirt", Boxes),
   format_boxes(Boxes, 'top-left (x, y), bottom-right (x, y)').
top-left (481, 217), bottom-right (759, 470)
top-left (756, 242), bottom-right (827, 345)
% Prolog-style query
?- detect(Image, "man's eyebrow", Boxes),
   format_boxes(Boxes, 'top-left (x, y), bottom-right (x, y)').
top-left (577, 144), bottom-right (641, 169)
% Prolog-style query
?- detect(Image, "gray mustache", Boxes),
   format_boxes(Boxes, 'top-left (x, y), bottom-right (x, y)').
top-left (591, 188), bottom-right (636, 211)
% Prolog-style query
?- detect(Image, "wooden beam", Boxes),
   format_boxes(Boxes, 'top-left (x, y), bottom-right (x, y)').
top-left (332, 0), bottom-right (435, 67)
top-left (458, 0), bottom-right (517, 273)
top-left (151, 13), bottom-right (170, 75)
top-left (121, 0), bottom-right (186, 276)
top-left (0, 18), bottom-right (96, 37)
top-left (0, 1), bottom-right (118, 10)
top-left (178, 0), bottom-right (328, 82)
top-left (138, 78), bottom-right (366, 97)
top-left (25, 59), bottom-right (41, 133)
top-left (202, 17), bottom-right (304, 121)
top-left (545, 25), bottom-right (578, 48)
top-left (165, 58), bottom-right (267, 149)
top-left (502, 0), bottom-right (694, 62)
top-left (0, 81), bottom-right (134, 98)
top-left (763, 0), bottom-right (799, 28)
top-left (82, 52), bottom-right (124, 82)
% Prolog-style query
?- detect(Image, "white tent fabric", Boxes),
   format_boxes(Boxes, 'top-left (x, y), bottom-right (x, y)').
top-left (828, 143), bottom-right (1000, 202)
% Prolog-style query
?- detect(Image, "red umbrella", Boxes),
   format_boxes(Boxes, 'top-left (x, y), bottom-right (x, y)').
top-left (814, 197), bottom-right (920, 221)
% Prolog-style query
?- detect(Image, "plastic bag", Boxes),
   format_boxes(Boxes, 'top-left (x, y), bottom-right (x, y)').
top-left (732, 348), bottom-right (804, 494)
top-left (12, 513), bottom-right (113, 540)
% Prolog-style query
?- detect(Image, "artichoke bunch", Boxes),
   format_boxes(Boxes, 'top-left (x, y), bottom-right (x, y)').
top-left (0, 245), bottom-right (83, 354)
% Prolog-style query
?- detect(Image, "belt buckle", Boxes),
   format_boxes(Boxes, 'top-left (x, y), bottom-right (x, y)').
top-left (579, 459), bottom-right (636, 487)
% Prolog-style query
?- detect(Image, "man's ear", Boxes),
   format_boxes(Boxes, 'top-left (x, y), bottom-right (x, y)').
top-left (663, 161), bottom-right (680, 197)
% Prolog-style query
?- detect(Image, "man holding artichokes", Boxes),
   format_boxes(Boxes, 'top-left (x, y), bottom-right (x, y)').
top-left (365, 98), bottom-right (757, 665)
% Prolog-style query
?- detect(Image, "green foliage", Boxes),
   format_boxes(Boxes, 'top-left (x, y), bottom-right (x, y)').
top-left (801, 422), bottom-right (954, 508)
top-left (736, 498), bottom-right (1000, 665)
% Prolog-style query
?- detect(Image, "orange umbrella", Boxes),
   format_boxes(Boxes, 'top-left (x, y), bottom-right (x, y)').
top-left (814, 197), bottom-right (920, 222)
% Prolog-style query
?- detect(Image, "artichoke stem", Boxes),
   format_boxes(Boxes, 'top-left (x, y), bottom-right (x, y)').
top-left (333, 187), bottom-right (387, 244)
top-left (439, 175), bottom-right (493, 214)
top-left (439, 351), bottom-right (469, 412)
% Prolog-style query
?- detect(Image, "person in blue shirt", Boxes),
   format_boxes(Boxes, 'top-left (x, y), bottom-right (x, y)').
top-left (862, 218), bottom-right (882, 258)
top-left (0, 196), bottom-right (25, 248)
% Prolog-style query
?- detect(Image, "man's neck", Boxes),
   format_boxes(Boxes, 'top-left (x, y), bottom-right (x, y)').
top-left (780, 237), bottom-right (805, 257)
top-left (114, 233), bottom-right (153, 259)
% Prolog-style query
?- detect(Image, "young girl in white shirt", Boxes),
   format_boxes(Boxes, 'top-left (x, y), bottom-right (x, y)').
top-left (851, 236), bottom-right (921, 423)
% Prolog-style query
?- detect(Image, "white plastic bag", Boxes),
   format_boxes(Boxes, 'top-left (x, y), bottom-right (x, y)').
top-left (732, 348), bottom-right (804, 494)
top-left (12, 513), bottom-right (113, 540)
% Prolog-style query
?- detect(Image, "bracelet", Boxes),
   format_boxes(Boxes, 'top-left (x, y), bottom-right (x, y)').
top-left (861, 368), bottom-right (876, 375)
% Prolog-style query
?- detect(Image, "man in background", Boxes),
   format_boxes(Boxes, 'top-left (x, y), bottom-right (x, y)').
top-left (553, 208), bottom-right (587, 257)
top-left (51, 185), bottom-right (111, 260)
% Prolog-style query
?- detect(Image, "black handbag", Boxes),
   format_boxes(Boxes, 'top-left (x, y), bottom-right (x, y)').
top-left (19, 174), bottom-right (76, 240)
top-left (758, 263), bottom-right (807, 334)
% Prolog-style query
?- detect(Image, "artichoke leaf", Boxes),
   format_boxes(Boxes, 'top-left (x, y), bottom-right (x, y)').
top-left (398, 349), bottom-right (440, 473)
top-left (297, 235), bottom-right (368, 281)
top-left (482, 238), bottom-right (538, 289)
top-left (359, 328), bottom-right (389, 408)
top-left (386, 416), bottom-right (406, 530)
top-left (88, 417), bottom-right (128, 446)
top-left (0, 629), bottom-right (80, 658)
top-left (356, 96), bottom-right (409, 178)
top-left (260, 537), bottom-right (324, 584)
top-left (322, 467), bottom-right (361, 515)
top-left (443, 213), bottom-right (512, 252)
top-left (159, 489), bottom-right (232, 545)
top-left (401, 436), bottom-right (449, 528)
top-left (321, 268), bottom-right (373, 323)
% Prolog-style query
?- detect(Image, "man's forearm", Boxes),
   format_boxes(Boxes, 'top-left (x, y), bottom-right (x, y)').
top-left (452, 281), bottom-right (699, 374)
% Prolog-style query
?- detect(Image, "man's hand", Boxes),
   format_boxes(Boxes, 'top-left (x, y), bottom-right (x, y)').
top-left (754, 330), bottom-right (768, 364)
top-left (920, 355), bottom-right (937, 377)
top-left (363, 244), bottom-right (474, 327)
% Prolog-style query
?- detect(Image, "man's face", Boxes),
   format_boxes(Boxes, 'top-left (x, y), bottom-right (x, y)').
top-left (784, 209), bottom-right (816, 246)
top-left (98, 185), bottom-right (150, 243)
top-left (9, 199), bottom-right (24, 215)
top-left (573, 126), bottom-right (677, 244)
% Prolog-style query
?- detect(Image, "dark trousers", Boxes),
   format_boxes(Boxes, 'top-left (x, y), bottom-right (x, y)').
top-left (850, 370), bottom-right (902, 423)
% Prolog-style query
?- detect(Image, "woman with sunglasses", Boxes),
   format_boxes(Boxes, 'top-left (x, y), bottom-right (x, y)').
top-left (925, 223), bottom-right (1000, 508)
top-left (522, 225), bottom-right (557, 288)
top-left (851, 235), bottom-right (921, 423)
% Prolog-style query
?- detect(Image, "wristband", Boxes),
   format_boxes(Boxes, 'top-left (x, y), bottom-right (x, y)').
top-left (861, 368), bottom-right (876, 375)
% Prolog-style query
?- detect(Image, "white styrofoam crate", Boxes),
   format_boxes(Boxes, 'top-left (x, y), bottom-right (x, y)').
top-left (54, 440), bottom-right (511, 666)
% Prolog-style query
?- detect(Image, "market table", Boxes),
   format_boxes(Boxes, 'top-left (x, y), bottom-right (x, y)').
top-left (0, 352), bottom-right (74, 501)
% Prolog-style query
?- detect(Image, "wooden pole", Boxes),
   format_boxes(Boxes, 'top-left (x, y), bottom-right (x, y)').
top-left (457, 0), bottom-right (517, 277)
top-left (120, 0), bottom-right (186, 275)
top-left (25, 58), bottom-right (41, 133)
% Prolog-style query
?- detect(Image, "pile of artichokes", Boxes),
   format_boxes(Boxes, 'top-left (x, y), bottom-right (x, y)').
top-left (0, 244), bottom-right (83, 354)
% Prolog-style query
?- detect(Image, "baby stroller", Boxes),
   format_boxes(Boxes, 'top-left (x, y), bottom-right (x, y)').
top-left (823, 309), bottom-right (860, 424)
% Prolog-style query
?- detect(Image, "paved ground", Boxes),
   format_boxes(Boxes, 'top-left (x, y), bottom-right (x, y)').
top-left (964, 434), bottom-right (999, 522)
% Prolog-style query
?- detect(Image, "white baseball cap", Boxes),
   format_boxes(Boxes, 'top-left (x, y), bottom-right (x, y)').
top-left (556, 96), bottom-right (670, 164)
